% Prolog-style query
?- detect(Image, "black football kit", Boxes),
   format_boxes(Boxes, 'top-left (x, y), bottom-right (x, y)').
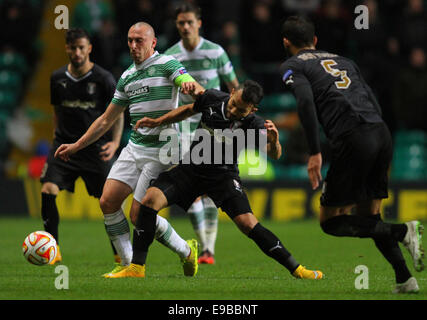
top-left (153, 89), bottom-right (267, 218)
top-left (282, 49), bottom-right (392, 206)
top-left (41, 64), bottom-right (117, 197)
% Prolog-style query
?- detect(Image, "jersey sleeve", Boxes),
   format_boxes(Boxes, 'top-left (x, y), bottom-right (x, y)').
top-left (216, 47), bottom-right (237, 83)
top-left (111, 76), bottom-right (129, 107)
top-left (193, 90), bottom-right (211, 113)
top-left (163, 58), bottom-right (190, 85)
top-left (282, 59), bottom-right (321, 155)
top-left (244, 115), bottom-right (267, 152)
top-left (50, 74), bottom-right (59, 106)
top-left (193, 89), bottom-right (222, 113)
top-left (281, 59), bottom-right (311, 89)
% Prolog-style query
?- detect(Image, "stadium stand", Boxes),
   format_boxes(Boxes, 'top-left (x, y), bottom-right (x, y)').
top-left (1, 0), bottom-right (426, 186)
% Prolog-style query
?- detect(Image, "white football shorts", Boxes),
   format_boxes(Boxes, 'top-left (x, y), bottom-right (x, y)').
top-left (107, 142), bottom-right (171, 202)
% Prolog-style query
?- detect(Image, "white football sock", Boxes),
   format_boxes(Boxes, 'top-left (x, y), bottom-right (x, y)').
top-left (187, 198), bottom-right (207, 249)
top-left (202, 197), bottom-right (218, 254)
top-left (155, 215), bottom-right (190, 259)
top-left (103, 208), bottom-right (132, 266)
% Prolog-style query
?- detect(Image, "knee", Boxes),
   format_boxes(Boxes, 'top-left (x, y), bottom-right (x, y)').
top-left (320, 216), bottom-right (344, 236)
top-left (141, 195), bottom-right (156, 209)
top-left (233, 213), bottom-right (258, 236)
top-left (141, 187), bottom-right (166, 211)
top-left (320, 220), bottom-right (330, 235)
top-left (41, 183), bottom-right (59, 195)
top-left (99, 195), bottom-right (119, 214)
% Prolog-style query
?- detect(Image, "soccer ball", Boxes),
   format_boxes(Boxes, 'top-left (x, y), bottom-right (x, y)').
top-left (22, 231), bottom-right (57, 265)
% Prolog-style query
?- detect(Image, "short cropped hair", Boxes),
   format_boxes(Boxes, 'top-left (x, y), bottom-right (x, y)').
top-left (241, 80), bottom-right (264, 106)
top-left (175, 2), bottom-right (202, 19)
top-left (281, 16), bottom-right (315, 48)
top-left (65, 28), bottom-right (91, 44)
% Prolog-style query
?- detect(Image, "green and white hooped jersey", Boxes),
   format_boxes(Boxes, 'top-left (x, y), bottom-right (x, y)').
top-left (165, 38), bottom-right (236, 133)
top-left (112, 51), bottom-right (189, 149)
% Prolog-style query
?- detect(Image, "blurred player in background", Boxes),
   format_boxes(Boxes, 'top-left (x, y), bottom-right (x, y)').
top-left (41, 28), bottom-right (124, 264)
top-left (164, 2), bottom-right (239, 264)
top-left (55, 22), bottom-right (205, 277)
top-left (105, 80), bottom-right (323, 280)
top-left (281, 16), bottom-right (424, 293)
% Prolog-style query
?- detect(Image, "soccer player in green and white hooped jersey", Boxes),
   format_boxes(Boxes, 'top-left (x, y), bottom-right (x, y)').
top-left (55, 22), bottom-right (205, 277)
top-left (164, 3), bottom-right (240, 265)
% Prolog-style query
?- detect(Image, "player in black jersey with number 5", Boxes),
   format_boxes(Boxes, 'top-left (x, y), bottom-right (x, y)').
top-left (40, 28), bottom-right (124, 264)
top-left (105, 79), bottom-right (324, 280)
top-left (281, 16), bottom-right (424, 293)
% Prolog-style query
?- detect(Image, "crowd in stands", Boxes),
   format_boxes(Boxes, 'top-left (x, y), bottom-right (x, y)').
top-left (1, 0), bottom-right (426, 181)
top-left (0, 0), bottom-right (44, 177)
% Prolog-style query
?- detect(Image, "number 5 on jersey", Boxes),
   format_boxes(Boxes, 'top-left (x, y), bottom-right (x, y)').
top-left (320, 59), bottom-right (351, 89)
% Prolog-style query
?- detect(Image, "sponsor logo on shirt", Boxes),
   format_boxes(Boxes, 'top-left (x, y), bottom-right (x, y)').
top-left (128, 85), bottom-right (150, 97)
top-left (61, 100), bottom-right (96, 110)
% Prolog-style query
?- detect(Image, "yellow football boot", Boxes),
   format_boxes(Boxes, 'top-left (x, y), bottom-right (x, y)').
top-left (181, 239), bottom-right (198, 277)
top-left (104, 263), bottom-right (145, 278)
top-left (102, 263), bottom-right (127, 277)
top-left (292, 265), bottom-right (324, 279)
top-left (49, 245), bottom-right (62, 265)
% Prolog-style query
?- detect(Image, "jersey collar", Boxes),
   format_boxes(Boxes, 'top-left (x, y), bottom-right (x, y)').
top-left (65, 65), bottom-right (94, 82)
top-left (179, 37), bottom-right (204, 54)
top-left (135, 51), bottom-right (160, 70)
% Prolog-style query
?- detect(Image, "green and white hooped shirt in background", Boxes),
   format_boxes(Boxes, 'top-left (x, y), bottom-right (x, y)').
top-left (165, 37), bottom-right (236, 134)
top-left (111, 51), bottom-right (195, 149)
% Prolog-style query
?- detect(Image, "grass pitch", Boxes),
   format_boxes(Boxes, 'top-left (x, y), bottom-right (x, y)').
top-left (1, 217), bottom-right (426, 301)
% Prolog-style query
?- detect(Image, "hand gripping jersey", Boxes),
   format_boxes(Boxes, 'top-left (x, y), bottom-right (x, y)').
top-left (165, 38), bottom-right (237, 133)
top-left (187, 89), bottom-right (266, 174)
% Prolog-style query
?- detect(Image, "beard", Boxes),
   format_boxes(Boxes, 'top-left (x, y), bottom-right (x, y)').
top-left (70, 56), bottom-right (86, 69)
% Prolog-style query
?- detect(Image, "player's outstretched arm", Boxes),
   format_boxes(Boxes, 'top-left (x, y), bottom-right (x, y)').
top-left (181, 81), bottom-right (205, 98)
top-left (307, 152), bottom-right (322, 190)
top-left (134, 104), bottom-right (197, 129)
top-left (292, 84), bottom-right (322, 190)
top-left (265, 120), bottom-right (282, 160)
top-left (99, 112), bottom-right (124, 161)
top-left (55, 103), bottom-right (124, 161)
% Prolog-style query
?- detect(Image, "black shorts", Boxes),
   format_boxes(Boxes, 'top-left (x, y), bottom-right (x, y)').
top-left (151, 164), bottom-right (252, 219)
top-left (40, 142), bottom-right (113, 198)
top-left (320, 122), bottom-right (392, 207)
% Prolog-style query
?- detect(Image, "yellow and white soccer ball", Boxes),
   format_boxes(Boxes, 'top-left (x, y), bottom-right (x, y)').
top-left (22, 231), bottom-right (57, 265)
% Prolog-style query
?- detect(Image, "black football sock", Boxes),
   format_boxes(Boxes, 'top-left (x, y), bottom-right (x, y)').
top-left (131, 205), bottom-right (158, 266)
top-left (248, 223), bottom-right (299, 273)
top-left (320, 214), bottom-right (408, 242)
top-left (41, 193), bottom-right (60, 243)
top-left (369, 214), bottom-right (412, 284)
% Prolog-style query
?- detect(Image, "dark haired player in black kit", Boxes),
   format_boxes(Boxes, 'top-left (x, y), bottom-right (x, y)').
top-left (40, 28), bottom-right (124, 264)
top-left (281, 16), bottom-right (424, 293)
top-left (106, 79), bottom-right (324, 279)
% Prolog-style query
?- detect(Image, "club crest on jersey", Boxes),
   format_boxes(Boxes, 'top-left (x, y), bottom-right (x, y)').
top-left (147, 66), bottom-right (156, 76)
top-left (87, 82), bottom-right (96, 94)
top-left (202, 59), bottom-right (211, 68)
top-left (282, 70), bottom-right (294, 85)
